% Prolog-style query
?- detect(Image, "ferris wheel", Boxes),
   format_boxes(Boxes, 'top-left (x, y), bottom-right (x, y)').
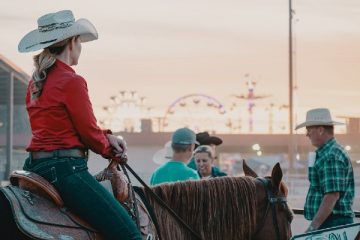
top-left (162, 94), bottom-right (228, 133)
top-left (99, 90), bottom-right (148, 132)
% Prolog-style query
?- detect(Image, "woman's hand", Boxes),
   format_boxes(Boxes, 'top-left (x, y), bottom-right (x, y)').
top-left (107, 134), bottom-right (128, 163)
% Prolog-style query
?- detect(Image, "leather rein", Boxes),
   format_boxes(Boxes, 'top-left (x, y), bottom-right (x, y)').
top-left (252, 177), bottom-right (288, 240)
top-left (123, 163), bottom-right (203, 240)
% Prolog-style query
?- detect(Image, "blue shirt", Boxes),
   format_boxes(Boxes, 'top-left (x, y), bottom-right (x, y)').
top-left (150, 161), bottom-right (200, 185)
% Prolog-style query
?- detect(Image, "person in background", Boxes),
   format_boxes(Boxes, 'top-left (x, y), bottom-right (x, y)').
top-left (188, 131), bottom-right (224, 176)
top-left (295, 108), bottom-right (354, 232)
top-left (18, 10), bottom-right (141, 239)
top-left (152, 141), bottom-right (173, 165)
top-left (194, 145), bottom-right (227, 179)
top-left (150, 128), bottom-right (200, 185)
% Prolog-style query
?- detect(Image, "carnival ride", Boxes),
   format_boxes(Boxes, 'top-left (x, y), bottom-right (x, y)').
top-left (99, 90), bottom-right (150, 132)
top-left (161, 94), bottom-right (228, 133)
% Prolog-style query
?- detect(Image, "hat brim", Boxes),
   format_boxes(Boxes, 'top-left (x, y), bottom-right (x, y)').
top-left (295, 121), bottom-right (344, 130)
top-left (198, 136), bottom-right (223, 146)
top-left (152, 149), bottom-right (172, 165)
top-left (152, 141), bottom-right (173, 165)
top-left (18, 18), bottom-right (98, 53)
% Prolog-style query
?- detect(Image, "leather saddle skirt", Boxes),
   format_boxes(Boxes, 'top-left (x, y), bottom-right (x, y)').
top-left (1, 170), bottom-right (158, 240)
top-left (1, 170), bottom-right (103, 240)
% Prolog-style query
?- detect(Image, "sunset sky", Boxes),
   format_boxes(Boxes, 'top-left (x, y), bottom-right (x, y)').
top-left (1, 0), bottom-right (360, 132)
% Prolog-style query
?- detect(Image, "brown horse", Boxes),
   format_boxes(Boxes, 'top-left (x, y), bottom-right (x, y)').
top-left (145, 161), bottom-right (293, 240)
top-left (0, 161), bottom-right (293, 239)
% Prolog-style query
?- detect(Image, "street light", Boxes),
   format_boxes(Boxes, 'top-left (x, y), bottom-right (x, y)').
top-left (252, 143), bottom-right (261, 151)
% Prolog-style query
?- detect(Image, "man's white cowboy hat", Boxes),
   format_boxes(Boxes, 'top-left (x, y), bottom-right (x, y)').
top-left (295, 108), bottom-right (344, 130)
top-left (18, 10), bottom-right (98, 53)
top-left (153, 141), bottom-right (173, 165)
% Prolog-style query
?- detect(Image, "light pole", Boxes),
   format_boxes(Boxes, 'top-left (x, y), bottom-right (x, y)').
top-left (288, 0), bottom-right (295, 172)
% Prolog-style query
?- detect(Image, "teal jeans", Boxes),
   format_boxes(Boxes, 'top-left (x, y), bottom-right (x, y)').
top-left (23, 156), bottom-right (142, 240)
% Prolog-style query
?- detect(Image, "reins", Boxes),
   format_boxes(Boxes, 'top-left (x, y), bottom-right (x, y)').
top-left (123, 163), bottom-right (202, 240)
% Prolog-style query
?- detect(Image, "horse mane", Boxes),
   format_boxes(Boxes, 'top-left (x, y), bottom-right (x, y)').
top-left (147, 176), bottom-right (257, 240)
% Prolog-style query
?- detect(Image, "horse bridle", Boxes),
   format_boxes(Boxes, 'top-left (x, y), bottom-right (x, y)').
top-left (252, 177), bottom-right (288, 240)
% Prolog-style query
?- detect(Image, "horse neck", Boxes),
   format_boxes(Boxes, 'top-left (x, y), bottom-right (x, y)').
top-left (147, 177), bottom-right (257, 240)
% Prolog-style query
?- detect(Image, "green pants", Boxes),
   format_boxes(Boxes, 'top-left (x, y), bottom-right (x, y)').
top-left (23, 156), bottom-right (142, 240)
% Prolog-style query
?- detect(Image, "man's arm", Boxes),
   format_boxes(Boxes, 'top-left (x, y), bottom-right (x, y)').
top-left (305, 192), bottom-right (340, 232)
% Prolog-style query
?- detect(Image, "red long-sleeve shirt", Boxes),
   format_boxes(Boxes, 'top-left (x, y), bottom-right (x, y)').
top-left (26, 59), bottom-right (114, 159)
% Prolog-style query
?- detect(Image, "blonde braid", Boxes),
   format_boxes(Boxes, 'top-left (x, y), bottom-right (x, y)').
top-left (31, 49), bottom-right (56, 100)
top-left (30, 38), bottom-right (72, 100)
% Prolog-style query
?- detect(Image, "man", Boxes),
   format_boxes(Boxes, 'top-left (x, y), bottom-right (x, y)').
top-left (295, 108), bottom-right (354, 232)
top-left (187, 132), bottom-right (224, 177)
top-left (150, 127), bottom-right (200, 185)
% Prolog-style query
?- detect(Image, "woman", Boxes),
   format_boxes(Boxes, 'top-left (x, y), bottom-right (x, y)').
top-left (18, 10), bottom-right (142, 239)
top-left (194, 145), bottom-right (227, 179)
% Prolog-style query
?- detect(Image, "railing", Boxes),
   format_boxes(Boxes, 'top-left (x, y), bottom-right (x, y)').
top-left (292, 208), bottom-right (360, 218)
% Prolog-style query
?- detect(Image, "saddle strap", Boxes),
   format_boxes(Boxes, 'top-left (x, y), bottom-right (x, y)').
top-left (134, 186), bottom-right (161, 239)
top-left (135, 192), bottom-right (159, 239)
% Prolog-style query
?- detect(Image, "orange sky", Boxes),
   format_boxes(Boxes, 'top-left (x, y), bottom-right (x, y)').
top-left (1, 0), bottom-right (360, 132)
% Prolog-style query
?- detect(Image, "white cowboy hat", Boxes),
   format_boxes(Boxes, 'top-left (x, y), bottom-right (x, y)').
top-left (295, 108), bottom-right (344, 130)
top-left (152, 141), bottom-right (173, 165)
top-left (18, 10), bottom-right (98, 53)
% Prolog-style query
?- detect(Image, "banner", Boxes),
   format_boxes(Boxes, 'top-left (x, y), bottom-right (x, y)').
top-left (291, 223), bottom-right (360, 240)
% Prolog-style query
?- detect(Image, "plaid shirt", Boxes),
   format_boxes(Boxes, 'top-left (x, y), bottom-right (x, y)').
top-left (304, 138), bottom-right (355, 220)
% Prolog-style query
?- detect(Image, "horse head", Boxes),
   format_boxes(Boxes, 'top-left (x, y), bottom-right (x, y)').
top-left (243, 160), bottom-right (293, 240)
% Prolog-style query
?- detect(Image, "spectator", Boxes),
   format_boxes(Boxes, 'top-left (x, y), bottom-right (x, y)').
top-left (188, 132), bottom-right (224, 176)
top-left (152, 141), bottom-right (173, 165)
top-left (295, 108), bottom-right (355, 232)
top-left (194, 145), bottom-right (227, 179)
top-left (150, 128), bottom-right (200, 185)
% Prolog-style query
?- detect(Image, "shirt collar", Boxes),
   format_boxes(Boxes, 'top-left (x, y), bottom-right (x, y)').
top-left (55, 59), bottom-right (75, 73)
top-left (168, 160), bottom-right (187, 166)
top-left (316, 138), bottom-right (336, 155)
top-left (198, 167), bottom-right (214, 178)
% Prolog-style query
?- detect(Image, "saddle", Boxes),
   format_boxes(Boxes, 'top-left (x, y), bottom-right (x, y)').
top-left (1, 170), bottom-right (102, 240)
top-left (1, 167), bottom-right (159, 240)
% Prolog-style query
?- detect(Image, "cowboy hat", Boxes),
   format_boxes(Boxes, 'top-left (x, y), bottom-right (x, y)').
top-left (18, 10), bottom-right (98, 53)
top-left (196, 132), bottom-right (223, 146)
top-left (295, 108), bottom-right (344, 130)
top-left (152, 141), bottom-right (173, 165)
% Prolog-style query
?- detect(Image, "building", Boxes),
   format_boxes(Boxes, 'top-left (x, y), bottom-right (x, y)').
top-left (0, 55), bottom-right (31, 180)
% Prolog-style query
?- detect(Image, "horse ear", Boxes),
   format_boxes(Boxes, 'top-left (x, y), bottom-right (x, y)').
top-left (271, 162), bottom-right (283, 191)
top-left (243, 159), bottom-right (258, 177)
